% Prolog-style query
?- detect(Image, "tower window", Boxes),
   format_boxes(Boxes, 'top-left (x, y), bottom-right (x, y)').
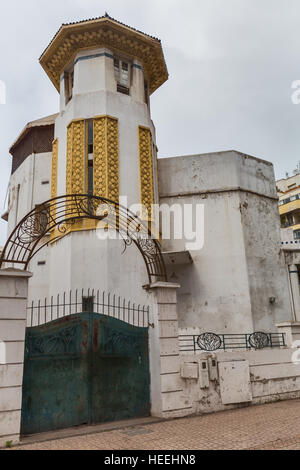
top-left (64, 68), bottom-right (74, 104)
top-left (144, 80), bottom-right (149, 106)
top-left (86, 120), bottom-right (94, 195)
top-left (114, 58), bottom-right (131, 95)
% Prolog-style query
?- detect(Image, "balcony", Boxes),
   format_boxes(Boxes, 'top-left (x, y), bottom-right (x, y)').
top-left (279, 199), bottom-right (300, 215)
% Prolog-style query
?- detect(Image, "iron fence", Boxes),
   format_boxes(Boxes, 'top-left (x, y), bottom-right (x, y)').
top-left (27, 288), bottom-right (151, 328)
top-left (179, 332), bottom-right (286, 353)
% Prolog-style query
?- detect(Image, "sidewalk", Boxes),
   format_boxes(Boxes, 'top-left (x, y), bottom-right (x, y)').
top-left (12, 399), bottom-right (300, 450)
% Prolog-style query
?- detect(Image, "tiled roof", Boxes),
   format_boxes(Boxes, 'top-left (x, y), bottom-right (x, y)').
top-left (40, 13), bottom-right (161, 60)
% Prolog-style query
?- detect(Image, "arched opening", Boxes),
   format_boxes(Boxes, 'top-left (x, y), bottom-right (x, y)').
top-left (0, 194), bottom-right (167, 285)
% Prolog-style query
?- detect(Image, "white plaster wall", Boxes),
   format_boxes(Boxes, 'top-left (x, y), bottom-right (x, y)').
top-left (0, 269), bottom-right (32, 447)
top-left (5, 152), bottom-right (52, 303)
top-left (161, 192), bottom-right (253, 333)
top-left (7, 152), bottom-right (51, 236)
top-left (48, 230), bottom-right (152, 309)
top-left (158, 151), bottom-right (277, 199)
top-left (158, 151), bottom-right (292, 333)
top-left (239, 191), bottom-right (292, 329)
top-left (180, 348), bottom-right (300, 414)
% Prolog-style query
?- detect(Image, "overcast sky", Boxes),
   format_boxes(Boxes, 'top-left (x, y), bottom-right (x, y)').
top-left (1, 0), bottom-right (300, 244)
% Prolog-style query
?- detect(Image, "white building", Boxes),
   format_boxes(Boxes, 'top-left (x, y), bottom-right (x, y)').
top-left (2, 14), bottom-right (292, 334)
top-left (0, 15), bottom-right (299, 444)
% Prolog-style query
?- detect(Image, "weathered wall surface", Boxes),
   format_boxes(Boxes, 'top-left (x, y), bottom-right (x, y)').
top-left (47, 230), bottom-right (152, 309)
top-left (239, 191), bottom-right (292, 330)
top-left (6, 152), bottom-right (52, 302)
top-left (158, 151), bottom-right (293, 333)
top-left (179, 348), bottom-right (300, 415)
top-left (160, 191), bottom-right (254, 332)
top-left (7, 152), bottom-right (52, 236)
top-left (0, 270), bottom-right (32, 447)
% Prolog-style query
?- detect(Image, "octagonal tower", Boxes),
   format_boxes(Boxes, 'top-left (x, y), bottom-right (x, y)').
top-left (41, 14), bottom-right (168, 217)
top-left (36, 15), bottom-right (168, 300)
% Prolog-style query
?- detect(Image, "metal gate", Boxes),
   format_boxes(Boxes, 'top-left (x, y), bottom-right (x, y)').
top-left (21, 292), bottom-right (150, 435)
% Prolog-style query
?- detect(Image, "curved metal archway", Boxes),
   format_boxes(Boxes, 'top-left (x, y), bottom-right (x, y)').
top-left (0, 194), bottom-right (167, 285)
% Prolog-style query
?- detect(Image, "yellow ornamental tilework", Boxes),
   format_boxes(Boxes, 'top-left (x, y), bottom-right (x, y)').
top-left (139, 126), bottom-right (155, 220)
top-left (39, 19), bottom-right (168, 96)
top-left (93, 116), bottom-right (119, 201)
top-left (107, 118), bottom-right (119, 202)
top-left (66, 125), bottom-right (73, 195)
top-left (51, 139), bottom-right (59, 199)
top-left (50, 139), bottom-right (58, 240)
top-left (51, 138), bottom-right (58, 207)
top-left (66, 120), bottom-right (85, 195)
top-left (93, 117), bottom-right (107, 198)
top-left (65, 120), bottom-right (85, 233)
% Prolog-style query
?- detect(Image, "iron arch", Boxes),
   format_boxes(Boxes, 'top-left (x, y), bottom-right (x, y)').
top-left (0, 194), bottom-right (167, 285)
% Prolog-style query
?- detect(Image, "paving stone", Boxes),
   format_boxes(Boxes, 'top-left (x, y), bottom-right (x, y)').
top-left (9, 399), bottom-right (300, 450)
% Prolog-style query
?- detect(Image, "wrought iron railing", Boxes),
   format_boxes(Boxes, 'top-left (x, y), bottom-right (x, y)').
top-left (179, 332), bottom-right (286, 353)
top-left (27, 288), bottom-right (150, 328)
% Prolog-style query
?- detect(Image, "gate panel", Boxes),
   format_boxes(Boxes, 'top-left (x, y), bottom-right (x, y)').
top-left (21, 314), bottom-right (90, 435)
top-left (21, 312), bottom-right (150, 435)
top-left (90, 315), bottom-right (150, 423)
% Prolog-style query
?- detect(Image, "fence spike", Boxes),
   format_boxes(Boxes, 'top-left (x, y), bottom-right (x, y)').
top-left (137, 305), bottom-right (141, 327)
top-left (31, 300), bottom-right (34, 327)
top-left (38, 300), bottom-right (41, 326)
top-left (63, 292), bottom-right (66, 317)
top-left (51, 296), bottom-right (53, 322)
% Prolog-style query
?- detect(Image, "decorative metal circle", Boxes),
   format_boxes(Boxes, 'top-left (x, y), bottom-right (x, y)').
top-left (197, 333), bottom-right (222, 351)
top-left (249, 332), bottom-right (270, 349)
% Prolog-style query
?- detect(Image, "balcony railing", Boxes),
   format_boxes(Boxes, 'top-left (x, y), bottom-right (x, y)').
top-left (179, 332), bottom-right (286, 353)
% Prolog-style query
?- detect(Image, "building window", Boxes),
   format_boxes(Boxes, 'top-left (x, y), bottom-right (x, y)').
top-left (86, 120), bottom-right (94, 195)
top-left (281, 214), bottom-right (295, 228)
top-left (114, 58), bottom-right (130, 95)
top-left (294, 230), bottom-right (300, 240)
top-left (144, 80), bottom-right (149, 106)
top-left (64, 68), bottom-right (74, 104)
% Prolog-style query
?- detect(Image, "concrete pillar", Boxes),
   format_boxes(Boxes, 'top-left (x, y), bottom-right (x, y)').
top-left (289, 265), bottom-right (300, 321)
top-left (149, 282), bottom-right (192, 419)
top-left (277, 322), bottom-right (300, 347)
top-left (0, 269), bottom-right (32, 447)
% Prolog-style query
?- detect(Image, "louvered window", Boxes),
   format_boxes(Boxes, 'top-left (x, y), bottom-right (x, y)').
top-left (64, 68), bottom-right (74, 104)
top-left (114, 58), bottom-right (131, 94)
top-left (87, 120), bottom-right (94, 195)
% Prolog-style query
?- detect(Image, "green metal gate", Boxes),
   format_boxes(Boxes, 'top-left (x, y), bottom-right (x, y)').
top-left (21, 312), bottom-right (150, 435)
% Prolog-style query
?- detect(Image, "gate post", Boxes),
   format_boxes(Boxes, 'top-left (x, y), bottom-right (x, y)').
top-left (149, 282), bottom-right (192, 419)
top-left (0, 269), bottom-right (32, 447)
